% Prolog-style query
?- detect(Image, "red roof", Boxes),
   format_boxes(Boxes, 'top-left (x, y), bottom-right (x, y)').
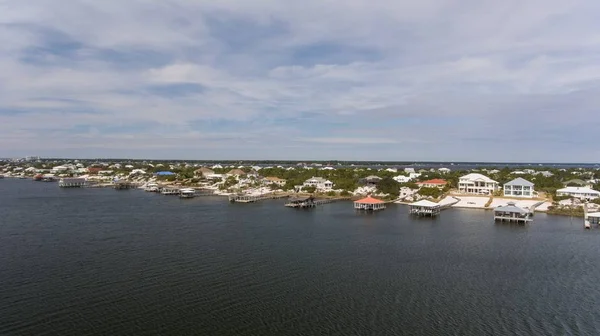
top-left (354, 196), bottom-right (385, 204)
top-left (417, 179), bottom-right (447, 185)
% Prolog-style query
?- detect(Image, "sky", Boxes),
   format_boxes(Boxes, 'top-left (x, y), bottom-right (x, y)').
top-left (1, 0), bottom-right (600, 162)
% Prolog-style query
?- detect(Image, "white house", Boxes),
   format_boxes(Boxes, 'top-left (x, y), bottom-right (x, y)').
top-left (52, 165), bottom-right (70, 172)
top-left (404, 168), bottom-right (416, 173)
top-left (303, 177), bottom-right (334, 191)
top-left (393, 175), bottom-right (412, 183)
top-left (503, 177), bottom-right (535, 198)
top-left (458, 173), bottom-right (498, 195)
top-left (438, 168), bottom-right (451, 174)
top-left (556, 187), bottom-right (600, 200)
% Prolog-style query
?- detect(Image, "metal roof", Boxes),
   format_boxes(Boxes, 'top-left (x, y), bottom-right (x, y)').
top-left (504, 177), bottom-right (534, 187)
top-left (494, 202), bottom-right (529, 214)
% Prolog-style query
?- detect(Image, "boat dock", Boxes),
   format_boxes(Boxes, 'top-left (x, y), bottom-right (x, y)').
top-left (229, 193), bottom-right (289, 203)
top-left (285, 197), bottom-right (346, 208)
top-left (114, 181), bottom-right (135, 190)
top-left (494, 202), bottom-right (533, 223)
top-left (58, 178), bottom-right (87, 188)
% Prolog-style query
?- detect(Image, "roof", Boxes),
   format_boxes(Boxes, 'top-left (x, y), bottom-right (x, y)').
top-left (155, 171), bottom-right (175, 175)
top-left (494, 202), bottom-right (529, 214)
top-left (354, 196), bottom-right (385, 204)
top-left (195, 167), bottom-right (214, 173)
top-left (227, 169), bottom-right (246, 175)
top-left (460, 173), bottom-right (497, 183)
top-left (364, 175), bottom-right (382, 180)
top-left (266, 176), bottom-right (286, 182)
top-left (563, 179), bottom-right (587, 186)
top-left (557, 187), bottom-right (600, 194)
top-left (587, 212), bottom-right (600, 218)
top-left (410, 200), bottom-right (439, 207)
top-left (417, 179), bottom-right (447, 185)
top-left (504, 177), bottom-right (534, 187)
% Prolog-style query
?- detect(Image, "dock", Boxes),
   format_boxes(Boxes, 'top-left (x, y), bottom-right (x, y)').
top-left (409, 200), bottom-right (441, 217)
top-left (229, 193), bottom-right (289, 203)
top-left (58, 178), bottom-right (87, 188)
top-left (114, 181), bottom-right (135, 190)
top-left (494, 202), bottom-right (532, 223)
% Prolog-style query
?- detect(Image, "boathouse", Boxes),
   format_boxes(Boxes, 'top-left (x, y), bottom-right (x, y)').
top-left (409, 199), bottom-right (441, 217)
top-left (58, 177), bottom-right (87, 188)
top-left (493, 202), bottom-right (532, 223)
top-left (285, 196), bottom-right (315, 208)
top-left (354, 196), bottom-right (386, 211)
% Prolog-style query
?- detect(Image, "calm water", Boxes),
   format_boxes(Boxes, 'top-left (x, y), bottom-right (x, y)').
top-left (1, 179), bottom-right (599, 335)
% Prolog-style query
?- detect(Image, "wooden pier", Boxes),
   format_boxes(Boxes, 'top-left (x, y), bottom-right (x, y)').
top-left (229, 193), bottom-right (289, 203)
top-left (114, 181), bottom-right (135, 190)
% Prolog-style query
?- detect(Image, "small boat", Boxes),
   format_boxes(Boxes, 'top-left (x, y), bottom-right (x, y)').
top-left (144, 183), bottom-right (159, 192)
top-left (179, 188), bottom-right (196, 199)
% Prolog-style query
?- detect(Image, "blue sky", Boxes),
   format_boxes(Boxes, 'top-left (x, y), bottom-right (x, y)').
top-left (1, 0), bottom-right (600, 162)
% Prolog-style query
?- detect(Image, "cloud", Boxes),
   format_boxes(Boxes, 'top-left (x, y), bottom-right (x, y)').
top-left (1, 0), bottom-right (600, 161)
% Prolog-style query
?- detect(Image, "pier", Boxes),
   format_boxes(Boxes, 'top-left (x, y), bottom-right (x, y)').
top-left (409, 200), bottom-right (441, 217)
top-left (229, 193), bottom-right (289, 203)
top-left (494, 202), bottom-right (532, 223)
top-left (58, 178), bottom-right (87, 188)
top-left (354, 196), bottom-right (386, 211)
top-left (114, 181), bottom-right (135, 190)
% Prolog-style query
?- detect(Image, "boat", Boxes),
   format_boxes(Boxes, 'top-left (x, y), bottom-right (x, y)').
top-left (144, 183), bottom-right (159, 192)
top-left (179, 188), bottom-right (196, 199)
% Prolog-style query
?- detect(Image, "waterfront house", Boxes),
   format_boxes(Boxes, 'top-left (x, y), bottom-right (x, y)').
top-left (416, 179), bottom-right (448, 189)
top-left (265, 176), bottom-right (287, 187)
top-left (556, 187), bottom-right (600, 200)
top-left (354, 196), bottom-right (386, 211)
top-left (503, 178), bottom-right (535, 198)
top-left (494, 202), bottom-right (532, 223)
top-left (303, 177), bottom-right (334, 191)
top-left (458, 173), bottom-right (498, 195)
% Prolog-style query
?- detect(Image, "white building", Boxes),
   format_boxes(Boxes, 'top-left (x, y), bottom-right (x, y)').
top-left (393, 175), bottom-right (412, 183)
top-left (556, 187), bottom-right (600, 200)
top-left (438, 168), bottom-right (451, 174)
top-left (404, 168), bottom-right (416, 173)
top-left (303, 177), bottom-right (334, 191)
top-left (458, 173), bottom-right (498, 195)
top-left (503, 177), bottom-right (535, 198)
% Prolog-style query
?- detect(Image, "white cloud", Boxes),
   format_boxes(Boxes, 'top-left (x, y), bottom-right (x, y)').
top-left (1, 0), bottom-right (600, 161)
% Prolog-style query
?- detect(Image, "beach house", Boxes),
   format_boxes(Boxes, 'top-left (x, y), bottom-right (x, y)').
top-left (416, 179), bottom-right (448, 189)
top-left (556, 187), bottom-right (600, 200)
top-left (303, 177), bottom-right (334, 191)
top-left (503, 178), bottom-right (535, 198)
top-left (458, 173), bottom-right (498, 195)
top-left (265, 176), bottom-right (287, 187)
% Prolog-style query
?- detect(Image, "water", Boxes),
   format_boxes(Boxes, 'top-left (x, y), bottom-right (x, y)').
top-left (1, 179), bottom-right (599, 335)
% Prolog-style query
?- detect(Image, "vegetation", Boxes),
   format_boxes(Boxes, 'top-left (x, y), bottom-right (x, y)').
top-left (376, 177), bottom-right (400, 198)
top-left (546, 205), bottom-right (585, 217)
top-left (417, 187), bottom-right (444, 199)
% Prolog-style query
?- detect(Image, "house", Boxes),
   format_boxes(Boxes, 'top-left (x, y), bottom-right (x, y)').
top-left (503, 177), bottom-right (535, 198)
top-left (303, 177), bottom-right (334, 191)
top-left (227, 169), bottom-right (246, 177)
top-left (385, 168), bottom-right (398, 173)
top-left (458, 173), bottom-right (498, 195)
top-left (195, 167), bottom-right (215, 178)
top-left (539, 171), bottom-right (554, 177)
top-left (393, 175), bottom-right (412, 183)
top-left (409, 172), bottom-right (422, 180)
top-left (416, 179), bottom-right (448, 189)
top-left (563, 179), bottom-right (592, 188)
top-left (360, 175), bottom-right (382, 187)
top-left (265, 176), bottom-right (287, 187)
top-left (51, 165), bottom-right (69, 172)
top-left (556, 187), bottom-right (600, 200)
top-left (438, 168), bottom-right (451, 174)
top-left (404, 168), bottom-right (416, 173)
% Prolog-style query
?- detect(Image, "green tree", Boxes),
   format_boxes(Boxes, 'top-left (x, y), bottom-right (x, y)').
top-left (377, 177), bottom-right (400, 197)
